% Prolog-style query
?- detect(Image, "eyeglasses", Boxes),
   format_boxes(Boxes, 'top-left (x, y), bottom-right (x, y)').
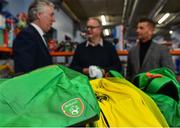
top-left (86, 26), bottom-right (100, 29)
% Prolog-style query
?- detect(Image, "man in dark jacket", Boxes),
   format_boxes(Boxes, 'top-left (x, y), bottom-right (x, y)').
top-left (13, 0), bottom-right (55, 74)
top-left (70, 17), bottom-right (122, 78)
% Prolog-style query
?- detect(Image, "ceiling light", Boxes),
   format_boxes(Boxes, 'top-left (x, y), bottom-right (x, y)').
top-left (101, 15), bottom-right (107, 26)
top-left (158, 13), bottom-right (170, 24)
top-left (169, 30), bottom-right (173, 34)
top-left (103, 29), bottom-right (109, 36)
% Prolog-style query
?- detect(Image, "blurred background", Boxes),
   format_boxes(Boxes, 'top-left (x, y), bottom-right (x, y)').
top-left (0, 0), bottom-right (180, 77)
top-left (62, 0), bottom-right (180, 49)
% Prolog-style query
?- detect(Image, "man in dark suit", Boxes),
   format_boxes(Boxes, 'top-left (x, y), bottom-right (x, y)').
top-left (13, 0), bottom-right (55, 74)
top-left (127, 18), bottom-right (175, 80)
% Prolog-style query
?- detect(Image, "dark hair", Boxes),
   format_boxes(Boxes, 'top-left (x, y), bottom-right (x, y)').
top-left (137, 18), bottom-right (155, 28)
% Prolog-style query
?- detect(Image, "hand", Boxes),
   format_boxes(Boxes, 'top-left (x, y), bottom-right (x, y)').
top-left (89, 65), bottom-right (103, 78)
top-left (83, 68), bottom-right (89, 75)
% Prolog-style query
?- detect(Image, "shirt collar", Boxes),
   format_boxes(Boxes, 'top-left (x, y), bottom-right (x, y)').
top-left (31, 23), bottom-right (47, 47)
top-left (31, 23), bottom-right (45, 37)
top-left (86, 38), bottom-right (103, 47)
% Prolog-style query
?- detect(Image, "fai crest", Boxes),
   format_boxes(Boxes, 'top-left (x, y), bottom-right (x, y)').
top-left (62, 98), bottom-right (84, 117)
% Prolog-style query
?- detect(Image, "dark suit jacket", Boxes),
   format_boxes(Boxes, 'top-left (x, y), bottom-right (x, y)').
top-left (13, 25), bottom-right (52, 74)
top-left (127, 42), bottom-right (175, 80)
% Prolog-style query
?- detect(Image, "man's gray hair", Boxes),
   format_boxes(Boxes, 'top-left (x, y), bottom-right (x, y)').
top-left (28, 0), bottom-right (54, 23)
top-left (87, 17), bottom-right (103, 28)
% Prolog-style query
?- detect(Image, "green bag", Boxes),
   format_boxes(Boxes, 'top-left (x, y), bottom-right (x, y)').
top-left (0, 65), bottom-right (100, 127)
top-left (133, 67), bottom-right (180, 126)
top-left (105, 70), bottom-right (124, 78)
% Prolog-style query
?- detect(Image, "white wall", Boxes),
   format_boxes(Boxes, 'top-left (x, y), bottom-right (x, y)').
top-left (4, 0), bottom-right (31, 16)
top-left (53, 9), bottom-right (74, 42)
